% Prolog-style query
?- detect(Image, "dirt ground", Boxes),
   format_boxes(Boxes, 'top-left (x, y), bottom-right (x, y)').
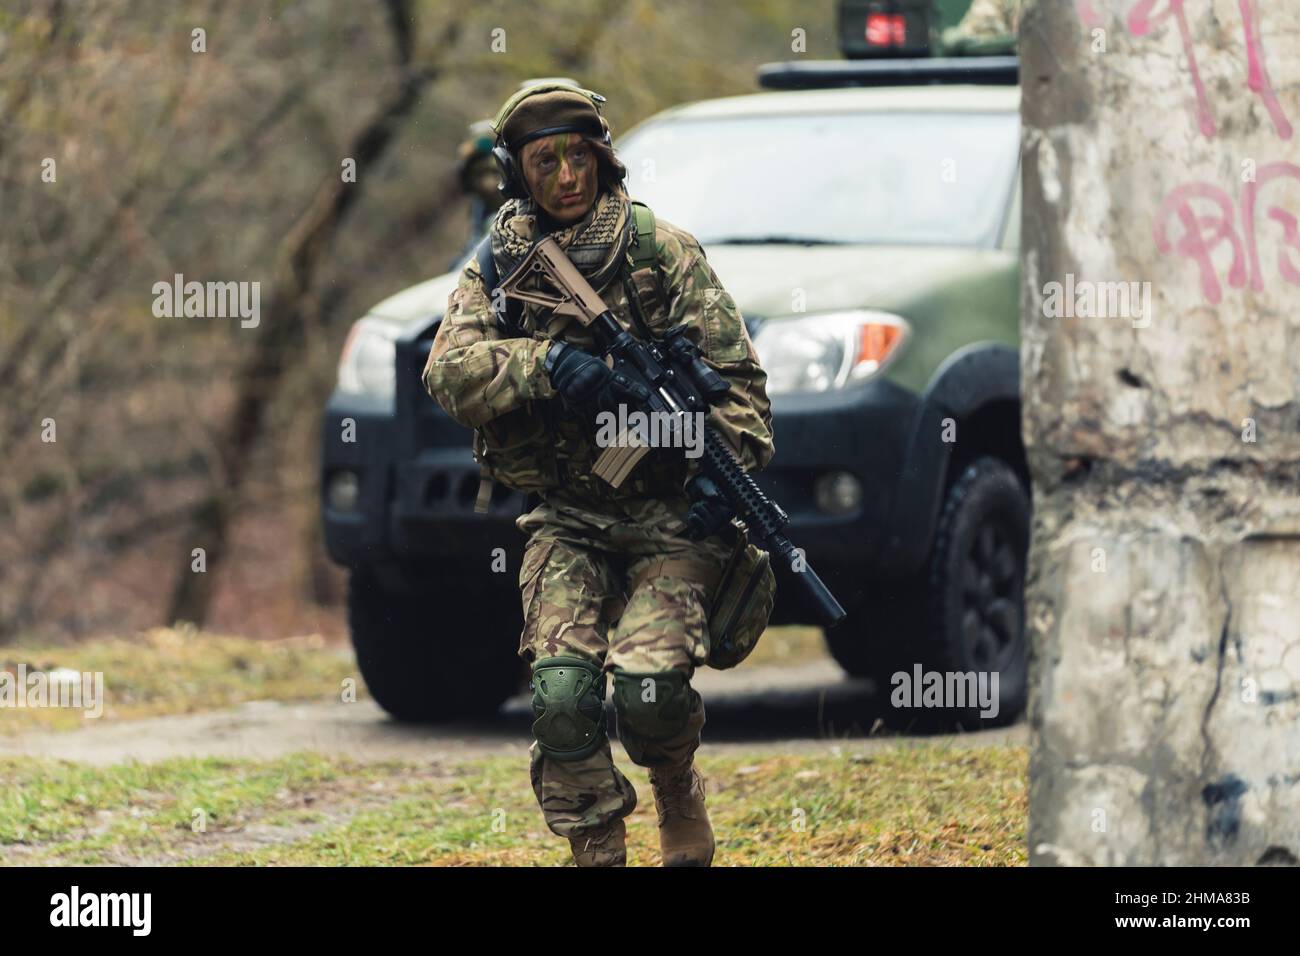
top-left (0, 658), bottom-right (1025, 766)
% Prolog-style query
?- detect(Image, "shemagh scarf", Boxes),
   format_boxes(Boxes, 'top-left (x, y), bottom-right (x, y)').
top-left (489, 188), bottom-right (633, 298)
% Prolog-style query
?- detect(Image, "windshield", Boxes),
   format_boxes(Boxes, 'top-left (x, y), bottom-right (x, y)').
top-left (615, 110), bottom-right (1019, 247)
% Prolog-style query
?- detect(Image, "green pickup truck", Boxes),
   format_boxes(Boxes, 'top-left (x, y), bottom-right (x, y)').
top-left (321, 6), bottom-right (1027, 729)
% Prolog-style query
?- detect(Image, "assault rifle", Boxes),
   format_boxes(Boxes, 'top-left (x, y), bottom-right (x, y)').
top-left (498, 236), bottom-right (847, 629)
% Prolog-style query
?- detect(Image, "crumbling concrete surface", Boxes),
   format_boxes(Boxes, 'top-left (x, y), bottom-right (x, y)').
top-left (1022, 0), bottom-right (1300, 865)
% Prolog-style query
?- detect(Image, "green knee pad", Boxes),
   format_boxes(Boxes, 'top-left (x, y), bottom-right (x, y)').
top-left (530, 656), bottom-right (607, 761)
top-left (611, 669), bottom-right (694, 744)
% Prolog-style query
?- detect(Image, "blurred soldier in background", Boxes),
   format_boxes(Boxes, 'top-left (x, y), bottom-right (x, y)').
top-left (942, 0), bottom-right (1021, 55)
top-left (451, 119), bottom-right (505, 268)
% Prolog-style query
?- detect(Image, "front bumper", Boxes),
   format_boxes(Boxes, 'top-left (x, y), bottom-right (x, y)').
top-left (320, 389), bottom-right (529, 583)
top-left (321, 376), bottom-right (925, 619)
top-left (755, 378), bottom-right (919, 620)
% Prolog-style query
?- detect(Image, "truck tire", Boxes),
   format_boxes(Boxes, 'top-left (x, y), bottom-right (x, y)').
top-left (347, 567), bottom-right (525, 722)
top-left (823, 577), bottom-right (917, 681)
top-left (827, 456), bottom-right (1029, 730)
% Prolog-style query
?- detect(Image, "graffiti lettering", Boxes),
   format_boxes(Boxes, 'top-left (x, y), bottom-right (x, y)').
top-left (1155, 164), bottom-right (1300, 304)
top-left (1087, 0), bottom-right (1293, 141)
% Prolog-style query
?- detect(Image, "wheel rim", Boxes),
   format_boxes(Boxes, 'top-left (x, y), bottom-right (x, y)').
top-left (960, 516), bottom-right (1023, 672)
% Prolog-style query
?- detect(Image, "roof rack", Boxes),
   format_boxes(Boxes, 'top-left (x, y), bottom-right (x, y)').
top-left (757, 56), bottom-right (1018, 90)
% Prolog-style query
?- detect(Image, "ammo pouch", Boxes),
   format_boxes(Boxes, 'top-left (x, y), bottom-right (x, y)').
top-left (706, 526), bottom-right (776, 670)
top-left (471, 398), bottom-right (562, 512)
top-left (617, 524), bottom-right (776, 671)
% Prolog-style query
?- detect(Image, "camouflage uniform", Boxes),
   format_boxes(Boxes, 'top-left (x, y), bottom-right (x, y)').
top-left (944, 0), bottom-right (1022, 52)
top-left (422, 212), bottom-right (774, 843)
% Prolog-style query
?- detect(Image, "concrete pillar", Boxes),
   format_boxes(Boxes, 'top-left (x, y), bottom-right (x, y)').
top-left (1022, 0), bottom-right (1300, 865)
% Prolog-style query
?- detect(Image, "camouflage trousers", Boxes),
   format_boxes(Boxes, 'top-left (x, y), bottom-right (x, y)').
top-left (515, 486), bottom-right (731, 840)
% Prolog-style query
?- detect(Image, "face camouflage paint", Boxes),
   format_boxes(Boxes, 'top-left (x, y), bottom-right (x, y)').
top-left (522, 132), bottom-right (598, 222)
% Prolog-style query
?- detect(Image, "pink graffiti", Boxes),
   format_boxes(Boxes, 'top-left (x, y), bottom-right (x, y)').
top-left (1155, 165), bottom-right (1300, 304)
top-left (1128, 1), bottom-right (1217, 138)
top-left (1075, 0), bottom-right (1103, 30)
top-left (1154, 184), bottom-right (1246, 304)
top-left (1238, 0), bottom-right (1293, 140)
top-left (1241, 162), bottom-right (1300, 290)
top-left (1124, 0), bottom-right (1292, 142)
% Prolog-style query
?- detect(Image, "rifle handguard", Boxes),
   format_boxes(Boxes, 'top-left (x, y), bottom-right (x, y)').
top-left (664, 326), bottom-right (729, 403)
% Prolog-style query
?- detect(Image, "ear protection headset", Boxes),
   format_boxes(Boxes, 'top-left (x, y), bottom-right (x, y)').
top-left (490, 82), bottom-right (612, 199)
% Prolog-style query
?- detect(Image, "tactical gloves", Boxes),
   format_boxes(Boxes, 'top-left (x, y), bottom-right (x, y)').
top-left (545, 342), bottom-right (733, 539)
top-left (545, 341), bottom-right (648, 412)
top-left (683, 474), bottom-right (735, 541)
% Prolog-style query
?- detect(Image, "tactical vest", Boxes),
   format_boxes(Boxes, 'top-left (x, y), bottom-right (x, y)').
top-left (469, 201), bottom-right (686, 512)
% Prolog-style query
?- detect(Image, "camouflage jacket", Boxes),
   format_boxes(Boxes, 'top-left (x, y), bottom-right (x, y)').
top-left (950, 0), bottom-right (1021, 42)
top-left (422, 212), bottom-right (775, 505)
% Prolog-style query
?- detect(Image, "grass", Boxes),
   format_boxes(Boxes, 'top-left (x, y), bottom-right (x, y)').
top-left (0, 743), bottom-right (1027, 866)
top-left (0, 625), bottom-right (361, 734)
top-left (0, 752), bottom-right (353, 859)
top-left (0, 626), bottom-right (1027, 866)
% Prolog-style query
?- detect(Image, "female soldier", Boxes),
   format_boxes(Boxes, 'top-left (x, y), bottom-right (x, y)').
top-left (423, 82), bottom-right (773, 866)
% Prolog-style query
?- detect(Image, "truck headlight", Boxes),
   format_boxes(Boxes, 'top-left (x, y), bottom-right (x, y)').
top-left (337, 317), bottom-right (401, 398)
top-left (326, 470), bottom-right (361, 513)
top-left (814, 471), bottom-right (862, 515)
top-left (751, 310), bottom-right (910, 395)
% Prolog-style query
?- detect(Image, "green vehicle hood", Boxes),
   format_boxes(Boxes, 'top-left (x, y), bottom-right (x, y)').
top-left (704, 243), bottom-right (1018, 392)
top-left (703, 244), bottom-right (995, 317)
top-left (360, 243), bottom-right (1017, 394)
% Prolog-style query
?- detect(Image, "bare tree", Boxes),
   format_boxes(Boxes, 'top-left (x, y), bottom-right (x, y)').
top-left (165, 3), bottom-right (460, 626)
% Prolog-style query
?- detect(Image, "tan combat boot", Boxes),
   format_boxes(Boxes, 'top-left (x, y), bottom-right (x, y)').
top-left (648, 760), bottom-right (714, 866)
top-left (568, 818), bottom-right (627, 867)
